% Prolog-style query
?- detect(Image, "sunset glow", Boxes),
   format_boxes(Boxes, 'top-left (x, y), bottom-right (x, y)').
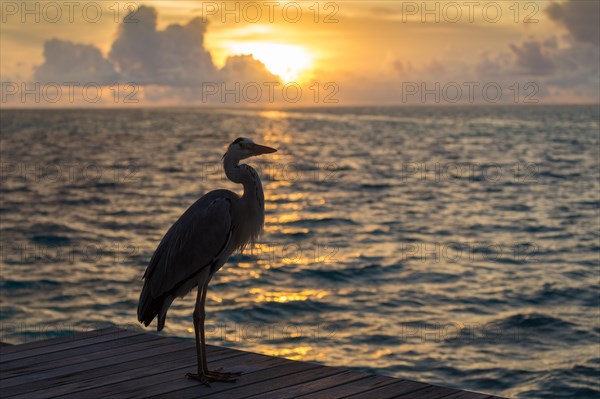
top-left (0, 1), bottom-right (598, 106)
top-left (224, 42), bottom-right (314, 83)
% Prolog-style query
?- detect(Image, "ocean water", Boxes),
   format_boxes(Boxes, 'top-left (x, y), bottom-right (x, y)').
top-left (0, 105), bottom-right (598, 398)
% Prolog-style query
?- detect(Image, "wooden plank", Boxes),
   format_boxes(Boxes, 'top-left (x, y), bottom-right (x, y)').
top-left (149, 361), bottom-right (326, 399)
top-left (127, 351), bottom-right (282, 398)
top-left (439, 391), bottom-right (493, 399)
top-left (0, 340), bottom-right (193, 394)
top-left (244, 369), bottom-right (372, 399)
top-left (0, 327), bottom-right (121, 355)
top-left (150, 358), bottom-right (316, 399)
top-left (192, 365), bottom-right (348, 399)
top-left (296, 373), bottom-right (400, 399)
top-left (394, 384), bottom-right (461, 398)
top-left (344, 380), bottom-right (430, 399)
top-left (1, 332), bottom-right (165, 374)
top-left (0, 329), bottom-right (508, 399)
top-left (62, 350), bottom-right (287, 398)
top-left (11, 346), bottom-right (244, 399)
top-left (0, 328), bottom-right (142, 363)
top-left (0, 334), bottom-right (198, 379)
top-left (2, 344), bottom-right (193, 397)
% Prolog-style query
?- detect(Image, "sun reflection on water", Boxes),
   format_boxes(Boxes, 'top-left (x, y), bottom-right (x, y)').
top-left (249, 288), bottom-right (329, 303)
top-left (263, 346), bottom-right (315, 361)
top-left (274, 212), bottom-right (302, 224)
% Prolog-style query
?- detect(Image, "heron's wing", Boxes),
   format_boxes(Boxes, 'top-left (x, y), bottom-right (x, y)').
top-left (144, 196), bottom-right (233, 299)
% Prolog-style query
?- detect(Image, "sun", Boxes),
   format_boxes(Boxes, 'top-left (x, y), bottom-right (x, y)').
top-left (224, 42), bottom-right (314, 83)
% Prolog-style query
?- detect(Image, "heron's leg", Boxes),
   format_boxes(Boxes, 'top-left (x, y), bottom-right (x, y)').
top-left (186, 283), bottom-right (239, 385)
top-left (199, 281), bottom-right (242, 380)
top-left (186, 285), bottom-right (211, 386)
top-left (199, 281), bottom-right (209, 372)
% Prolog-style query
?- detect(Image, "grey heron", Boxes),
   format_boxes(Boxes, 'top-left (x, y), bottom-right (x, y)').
top-left (137, 137), bottom-right (277, 385)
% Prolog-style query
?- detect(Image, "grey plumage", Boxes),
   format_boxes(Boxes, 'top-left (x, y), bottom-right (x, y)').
top-left (137, 192), bottom-right (234, 330)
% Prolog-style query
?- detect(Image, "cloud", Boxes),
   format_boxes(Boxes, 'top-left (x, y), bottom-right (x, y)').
top-left (473, 36), bottom-right (599, 101)
top-left (32, 4), bottom-right (284, 106)
top-left (220, 54), bottom-right (279, 84)
top-left (109, 6), bottom-right (217, 86)
top-left (139, 54), bottom-right (281, 104)
top-left (470, 1), bottom-right (600, 100)
top-left (546, 0), bottom-right (600, 45)
top-left (509, 41), bottom-right (556, 75)
top-left (475, 51), bottom-right (513, 79)
top-left (34, 39), bottom-right (119, 85)
top-left (544, 41), bottom-right (600, 90)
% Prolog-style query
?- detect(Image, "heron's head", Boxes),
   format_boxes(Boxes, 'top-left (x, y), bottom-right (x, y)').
top-left (224, 137), bottom-right (277, 161)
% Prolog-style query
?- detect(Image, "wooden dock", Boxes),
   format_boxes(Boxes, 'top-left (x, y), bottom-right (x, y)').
top-left (0, 327), bottom-right (506, 398)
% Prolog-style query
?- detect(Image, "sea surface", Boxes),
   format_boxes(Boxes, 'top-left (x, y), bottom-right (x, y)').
top-left (0, 105), bottom-right (598, 398)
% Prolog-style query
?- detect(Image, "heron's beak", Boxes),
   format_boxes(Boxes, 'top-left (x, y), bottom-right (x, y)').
top-left (251, 144), bottom-right (277, 155)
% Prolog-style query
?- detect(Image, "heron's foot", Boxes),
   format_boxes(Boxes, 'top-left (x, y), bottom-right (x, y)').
top-left (185, 372), bottom-right (212, 387)
top-left (185, 369), bottom-right (240, 386)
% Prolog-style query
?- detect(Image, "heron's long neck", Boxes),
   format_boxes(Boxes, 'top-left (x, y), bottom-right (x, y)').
top-left (223, 156), bottom-right (264, 207)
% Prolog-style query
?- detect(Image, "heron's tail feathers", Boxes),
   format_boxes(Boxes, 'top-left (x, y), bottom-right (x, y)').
top-left (138, 283), bottom-right (172, 332)
top-left (157, 295), bottom-right (174, 331)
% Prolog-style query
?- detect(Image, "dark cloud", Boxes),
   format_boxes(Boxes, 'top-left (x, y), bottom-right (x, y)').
top-left (502, 1), bottom-right (599, 92)
top-left (34, 39), bottom-right (119, 84)
top-left (509, 41), bottom-right (556, 75)
top-left (546, 0), bottom-right (600, 45)
top-left (544, 41), bottom-right (600, 90)
top-left (474, 35), bottom-right (599, 101)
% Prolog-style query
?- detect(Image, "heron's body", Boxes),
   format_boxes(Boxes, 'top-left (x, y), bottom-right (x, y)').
top-left (137, 137), bottom-right (276, 385)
